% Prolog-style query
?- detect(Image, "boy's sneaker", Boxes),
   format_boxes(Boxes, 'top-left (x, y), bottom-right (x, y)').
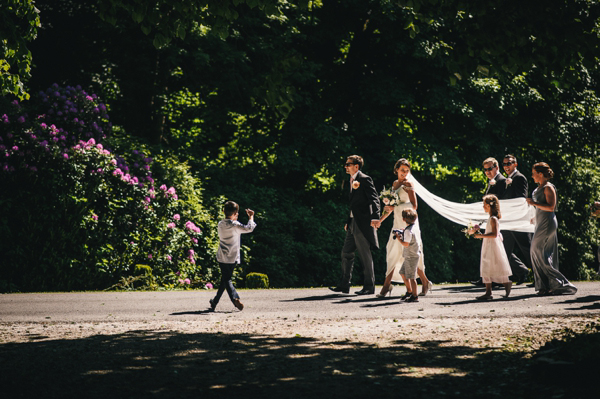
top-left (406, 295), bottom-right (419, 303)
top-left (209, 299), bottom-right (216, 311)
top-left (233, 298), bottom-right (244, 311)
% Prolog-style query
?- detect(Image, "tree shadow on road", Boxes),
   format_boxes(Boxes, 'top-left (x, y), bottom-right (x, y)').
top-left (0, 327), bottom-right (590, 399)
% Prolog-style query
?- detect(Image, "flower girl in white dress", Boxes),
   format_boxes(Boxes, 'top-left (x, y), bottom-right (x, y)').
top-left (468, 194), bottom-right (512, 300)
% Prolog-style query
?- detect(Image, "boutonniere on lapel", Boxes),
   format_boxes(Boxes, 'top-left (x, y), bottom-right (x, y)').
top-left (506, 177), bottom-right (512, 186)
top-left (489, 178), bottom-right (496, 186)
top-left (352, 180), bottom-right (360, 190)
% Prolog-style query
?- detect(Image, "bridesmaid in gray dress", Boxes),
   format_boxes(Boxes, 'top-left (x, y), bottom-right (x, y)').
top-left (526, 162), bottom-right (577, 296)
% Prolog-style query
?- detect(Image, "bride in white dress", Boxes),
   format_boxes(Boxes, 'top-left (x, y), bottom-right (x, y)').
top-left (376, 159), bottom-right (433, 297)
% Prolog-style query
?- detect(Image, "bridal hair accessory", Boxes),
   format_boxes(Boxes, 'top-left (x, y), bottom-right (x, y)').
top-left (352, 180), bottom-right (360, 189)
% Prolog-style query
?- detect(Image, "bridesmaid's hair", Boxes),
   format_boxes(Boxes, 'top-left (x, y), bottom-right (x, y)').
top-left (347, 155), bottom-right (364, 169)
top-left (224, 201), bottom-right (239, 217)
top-left (401, 208), bottom-right (417, 223)
top-left (533, 162), bottom-right (554, 179)
top-left (483, 194), bottom-right (501, 219)
top-left (394, 158), bottom-right (411, 174)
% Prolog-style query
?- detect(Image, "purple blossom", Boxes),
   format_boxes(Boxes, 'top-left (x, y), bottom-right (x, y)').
top-left (92, 214), bottom-right (98, 221)
top-left (17, 116), bottom-right (25, 123)
top-left (167, 222), bottom-right (175, 229)
top-left (205, 283), bottom-right (213, 289)
top-left (145, 197), bottom-right (151, 203)
top-left (173, 214), bottom-right (181, 221)
top-left (184, 278), bottom-right (191, 285)
top-left (148, 254), bottom-right (153, 259)
top-left (159, 184), bottom-right (167, 191)
top-left (40, 123), bottom-right (47, 129)
top-left (12, 146), bottom-right (18, 151)
top-left (166, 255), bottom-right (172, 261)
top-left (63, 153), bottom-right (69, 160)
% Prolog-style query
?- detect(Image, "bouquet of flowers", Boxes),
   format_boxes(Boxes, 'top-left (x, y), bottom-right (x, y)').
top-left (380, 186), bottom-right (400, 216)
top-left (461, 220), bottom-right (482, 239)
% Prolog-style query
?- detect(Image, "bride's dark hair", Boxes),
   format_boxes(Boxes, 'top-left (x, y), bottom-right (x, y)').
top-left (394, 158), bottom-right (411, 174)
top-left (483, 194), bottom-right (501, 219)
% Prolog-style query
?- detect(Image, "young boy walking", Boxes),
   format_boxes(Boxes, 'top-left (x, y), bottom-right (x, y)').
top-left (209, 201), bottom-right (256, 311)
top-left (397, 208), bottom-right (422, 303)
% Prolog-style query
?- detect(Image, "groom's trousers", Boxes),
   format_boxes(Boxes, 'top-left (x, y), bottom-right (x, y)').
top-left (502, 230), bottom-right (531, 281)
top-left (339, 218), bottom-right (375, 289)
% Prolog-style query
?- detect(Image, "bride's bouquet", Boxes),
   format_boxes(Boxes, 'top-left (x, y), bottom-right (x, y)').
top-left (461, 220), bottom-right (482, 239)
top-left (380, 186), bottom-right (400, 217)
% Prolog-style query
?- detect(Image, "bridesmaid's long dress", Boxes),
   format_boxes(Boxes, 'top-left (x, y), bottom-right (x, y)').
top-left (530, 183), bottom-right (577, 294)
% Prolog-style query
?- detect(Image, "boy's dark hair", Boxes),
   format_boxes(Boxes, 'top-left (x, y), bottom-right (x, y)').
top-left (401, 208), bottom-right (417, 223)
top-left (224, 201), bottom-right (239, 217)
top-left (483, 194), bottom-right (501, 219)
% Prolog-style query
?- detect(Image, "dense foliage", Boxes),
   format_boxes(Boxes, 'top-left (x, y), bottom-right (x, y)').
top-left (1, 1), bottom-right (599, 291)
top-left (0, 85), bottom-right (219, 291)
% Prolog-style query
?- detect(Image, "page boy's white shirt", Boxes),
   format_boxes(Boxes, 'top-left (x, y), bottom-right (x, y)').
top-left (216, 219), bottom-right (257, 264)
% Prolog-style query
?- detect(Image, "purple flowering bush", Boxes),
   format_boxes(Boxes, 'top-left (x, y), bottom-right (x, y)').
top-left (0, 84), bottom-right (218, 292)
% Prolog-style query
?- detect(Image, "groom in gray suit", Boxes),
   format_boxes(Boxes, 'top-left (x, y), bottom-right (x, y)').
top-left (330, 155), bottom-right (381, 295)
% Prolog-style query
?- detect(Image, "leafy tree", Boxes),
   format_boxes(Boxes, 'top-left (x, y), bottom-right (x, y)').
top-left (399, 0), bottom-right (600, 86)
top-left (0, 0), bottom-right (40, 99)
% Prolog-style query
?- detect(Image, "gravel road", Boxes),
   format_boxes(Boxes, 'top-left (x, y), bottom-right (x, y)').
top-left (1, 283), bottom-right (599, 399)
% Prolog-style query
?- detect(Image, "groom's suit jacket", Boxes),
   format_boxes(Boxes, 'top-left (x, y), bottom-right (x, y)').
top-left (347, 170), bottom-right (380, 249)
top-left (502, 170), bottom-right (528, 200)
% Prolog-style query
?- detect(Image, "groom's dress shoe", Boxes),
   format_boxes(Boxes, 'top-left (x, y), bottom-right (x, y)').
top-left (355, 288), bottom-right (375, 295)
top-left (329, 286), bottom-right (349, 294)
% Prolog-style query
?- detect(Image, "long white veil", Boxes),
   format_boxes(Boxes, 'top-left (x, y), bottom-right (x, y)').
top-left (409, 174), bottom-right (535, 233)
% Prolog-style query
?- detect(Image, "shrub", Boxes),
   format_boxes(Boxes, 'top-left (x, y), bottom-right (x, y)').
top-left (0, 84), bottom-right (218, 292)
top-left (246, 272), bottom-right (269, 289)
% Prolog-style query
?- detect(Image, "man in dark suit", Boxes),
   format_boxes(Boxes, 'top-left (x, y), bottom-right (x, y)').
top-left (501, 154), bottom-right (531, 284)
top-left (483, 157), bottom-right (507, 197)
top-left (330, 155), bottom-right (381, 295)
top-left (471, 157), bottom-right (507, 285)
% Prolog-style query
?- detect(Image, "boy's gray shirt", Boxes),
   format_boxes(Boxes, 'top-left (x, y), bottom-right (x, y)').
top-left (216, 219), bottom-right (256, 264)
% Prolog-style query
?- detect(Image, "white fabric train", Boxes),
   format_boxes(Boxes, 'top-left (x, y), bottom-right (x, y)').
top-left (408, 174), bottom-right (535, 233)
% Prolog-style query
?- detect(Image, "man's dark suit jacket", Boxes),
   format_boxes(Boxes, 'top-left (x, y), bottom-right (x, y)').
top-left (502, 170), bottom-right (528, 199)
top-left (485, 173), bottom-right (507, 198)
top-left (347, 170), bottom-right (380, 249)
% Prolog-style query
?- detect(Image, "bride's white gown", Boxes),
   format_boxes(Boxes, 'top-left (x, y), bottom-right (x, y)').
top-left (385, 184), bottom-right (425, 282)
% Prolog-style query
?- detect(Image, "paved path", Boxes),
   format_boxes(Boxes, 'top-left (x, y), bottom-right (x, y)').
top-left (2, 282), bottom-right (599, 322)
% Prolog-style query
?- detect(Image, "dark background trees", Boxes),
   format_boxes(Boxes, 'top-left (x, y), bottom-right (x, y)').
top-left (1, 1), bottom-right (599, 291)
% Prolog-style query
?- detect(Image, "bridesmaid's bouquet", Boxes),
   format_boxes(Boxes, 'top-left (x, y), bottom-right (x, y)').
top-left (461, 220), bottom-right (482, 239)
